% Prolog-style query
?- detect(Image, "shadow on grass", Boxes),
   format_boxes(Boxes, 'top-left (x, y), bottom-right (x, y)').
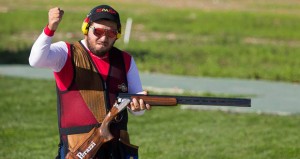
top-left (0, 48), bottom-right (153, 64)
top-left (0, 48), bottom-right (31, 64)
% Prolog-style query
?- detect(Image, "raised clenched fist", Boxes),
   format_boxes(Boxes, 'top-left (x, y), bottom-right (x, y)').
top-left (48, 7), bottom-right (64, 31)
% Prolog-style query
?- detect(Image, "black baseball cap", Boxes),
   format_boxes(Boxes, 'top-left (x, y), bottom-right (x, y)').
top-left (87, 5), bottom-right (121, 31)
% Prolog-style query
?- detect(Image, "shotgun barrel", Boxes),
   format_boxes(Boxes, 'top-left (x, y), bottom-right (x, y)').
top-left (117, 93), bottom-right (251, 107)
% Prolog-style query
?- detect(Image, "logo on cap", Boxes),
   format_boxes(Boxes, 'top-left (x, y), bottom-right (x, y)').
top-left (96, 8), bottom-right (117, 14)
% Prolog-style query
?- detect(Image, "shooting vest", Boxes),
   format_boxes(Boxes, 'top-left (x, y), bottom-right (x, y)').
top-left (56, 41), bottom-right (129, 157)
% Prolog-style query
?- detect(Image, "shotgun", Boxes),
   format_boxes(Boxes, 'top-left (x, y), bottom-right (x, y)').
top-left (117, 93), bottom-right (251, 107)
top-left (66, 94), bottom-right (250, 159)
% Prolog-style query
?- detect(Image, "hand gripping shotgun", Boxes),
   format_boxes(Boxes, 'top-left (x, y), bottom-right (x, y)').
top-left (117, 93), bottom-right (251, 107)
top-left (65, 99), bottom-right (131, 159)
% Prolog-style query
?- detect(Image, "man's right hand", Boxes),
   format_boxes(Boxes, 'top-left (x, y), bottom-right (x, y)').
top-left (48, 7), bottom-right (64, 31)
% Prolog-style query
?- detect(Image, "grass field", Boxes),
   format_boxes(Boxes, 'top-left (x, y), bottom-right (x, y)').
top-left (1, 0), bottom-right (300, 82)
top-left (1, 0), bottom-right (300, 158)
top-left (1, 76), bottom-right (300, 159)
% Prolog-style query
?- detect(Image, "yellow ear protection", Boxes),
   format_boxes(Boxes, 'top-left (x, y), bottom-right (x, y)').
top-left (81, 17), bottom-right (122, 39)
top-left (81, 17), bottom-right (90, 35)
top-left (116, 26), bottom-right (122, 39)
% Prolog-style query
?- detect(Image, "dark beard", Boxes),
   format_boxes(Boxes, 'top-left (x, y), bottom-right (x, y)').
top-left (86, 37), bottom-right (115, 57)
top-left (86, 41), bottom-right (107, 57)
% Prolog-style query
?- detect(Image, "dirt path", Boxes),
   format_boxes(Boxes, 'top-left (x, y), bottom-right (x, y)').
top-left (1, 64), bottom-right (300, 115)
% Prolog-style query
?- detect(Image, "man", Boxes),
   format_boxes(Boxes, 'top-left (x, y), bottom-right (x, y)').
top-left (29, 4), bottom-right (150, 159)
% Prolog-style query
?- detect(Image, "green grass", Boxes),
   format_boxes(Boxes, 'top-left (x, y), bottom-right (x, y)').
top-left (0, 76), bottom-right (58, 158)
top-left (1, 1), bottom-right (300, 158)
top-left (1, 0), bottom-right (300, 82)
top-left (1, 76), bottom-right (299, 159)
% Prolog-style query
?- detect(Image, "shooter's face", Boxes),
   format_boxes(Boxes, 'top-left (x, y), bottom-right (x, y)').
top-left (86, 20), bottom-right (118, 57)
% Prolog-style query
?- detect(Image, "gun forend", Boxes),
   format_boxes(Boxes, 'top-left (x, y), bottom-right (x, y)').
top-left (118, 93), bottom-right (177, 106)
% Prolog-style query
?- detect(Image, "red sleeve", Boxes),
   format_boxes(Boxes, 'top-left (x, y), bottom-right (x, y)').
top-left (122, 51), bottom-right (132, 73)
top-left (53, 43), bottom-right (74, 91)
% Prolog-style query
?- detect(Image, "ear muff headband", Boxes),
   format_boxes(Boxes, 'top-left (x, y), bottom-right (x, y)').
top-left (81, 17), bottom-right (122, 39)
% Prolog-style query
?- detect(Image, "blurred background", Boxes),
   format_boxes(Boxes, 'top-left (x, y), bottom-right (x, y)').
top-left (1, 0), bottom-right (300, 82)
top-left (1, 0), bottom-right (300, 158)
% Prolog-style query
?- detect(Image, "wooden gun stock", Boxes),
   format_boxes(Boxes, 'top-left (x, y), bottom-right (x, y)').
top-left (118, 93), bottom-right (251, 107)
top-left (65, 99), bottom-right (131, 159)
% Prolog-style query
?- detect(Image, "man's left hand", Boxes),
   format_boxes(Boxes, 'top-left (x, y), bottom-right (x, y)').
top-left (129, 91), bottom-right (151, 111)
